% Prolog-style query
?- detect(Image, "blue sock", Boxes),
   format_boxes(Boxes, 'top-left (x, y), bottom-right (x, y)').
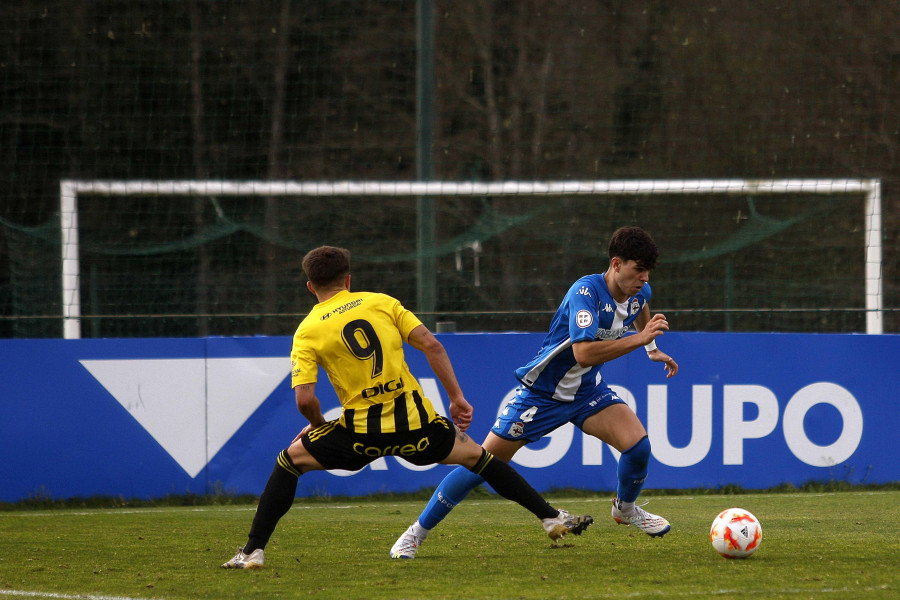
top-left (418, 466), bottom-right (485, 530)
top-left (616, 436), bottom-right (651, 503)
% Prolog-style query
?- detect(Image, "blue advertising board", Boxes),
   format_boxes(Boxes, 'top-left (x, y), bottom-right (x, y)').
top-left (0, 332), bottom-right (896, 501)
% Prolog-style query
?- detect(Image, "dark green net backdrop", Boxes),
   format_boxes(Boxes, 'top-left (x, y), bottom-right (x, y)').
top-left (1, 1), bottom-right (897, 337)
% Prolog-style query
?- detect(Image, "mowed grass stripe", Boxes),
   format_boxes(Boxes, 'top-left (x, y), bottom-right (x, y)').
top-left (1, 491), bottom-right (896, 600)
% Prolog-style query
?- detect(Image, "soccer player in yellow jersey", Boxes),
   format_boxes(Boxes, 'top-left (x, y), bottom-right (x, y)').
top-left (222, 246), bottom-right (592, 569)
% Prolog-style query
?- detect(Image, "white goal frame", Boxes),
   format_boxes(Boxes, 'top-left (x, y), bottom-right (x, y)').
top-left (59, 178), bottom-right (883, 338)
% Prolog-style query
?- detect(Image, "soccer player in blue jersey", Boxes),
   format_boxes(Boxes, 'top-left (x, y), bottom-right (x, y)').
top-left (391, 226), bottom-right (679, 559)
top-left (221, 246), bottom-right (591, 569)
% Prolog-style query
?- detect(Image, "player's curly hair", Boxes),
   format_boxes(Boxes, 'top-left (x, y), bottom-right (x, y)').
top-left (302, 245), bottom-right (351, 287)
top-left (608, 226), bottom-right (658, 270)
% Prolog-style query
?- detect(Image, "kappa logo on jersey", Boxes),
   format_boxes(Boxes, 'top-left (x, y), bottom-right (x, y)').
top-left (575, 309), bottom-right (594, 328)
top-left (603, 303), bottom-right (614, 313)
top-left (577, 286), bottom-right (592, 297)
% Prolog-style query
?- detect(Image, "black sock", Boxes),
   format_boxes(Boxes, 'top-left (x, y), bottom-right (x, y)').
top-left (469, 449), bottom-right (557, 520)
top-left (244, 449), bottom-right (300, 553)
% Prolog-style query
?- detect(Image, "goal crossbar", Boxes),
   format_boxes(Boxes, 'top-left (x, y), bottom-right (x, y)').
top-left (59, 178), bottom-right (883, 338)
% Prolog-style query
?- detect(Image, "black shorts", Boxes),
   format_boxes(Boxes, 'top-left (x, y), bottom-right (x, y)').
top-left (301, 415), bottom-right (458, 472)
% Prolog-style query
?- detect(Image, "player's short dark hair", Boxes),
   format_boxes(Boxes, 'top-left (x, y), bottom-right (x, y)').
top-left (608, 226), bottom-right (658, 270)
top-left (302, 246), bottom-right (351, 287)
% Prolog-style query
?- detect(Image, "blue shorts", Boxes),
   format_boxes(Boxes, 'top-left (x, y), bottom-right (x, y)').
top-left (491, 384), bottom-right (625, 443)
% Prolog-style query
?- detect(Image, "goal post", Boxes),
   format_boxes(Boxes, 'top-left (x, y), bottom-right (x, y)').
top-left (59, 178), bottom-right (883, 338)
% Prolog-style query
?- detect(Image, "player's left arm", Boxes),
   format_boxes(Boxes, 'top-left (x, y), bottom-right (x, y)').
top-left (407, 324), bottom-right (473, 432)
top-left (634, 304), bottom-right (678, 378)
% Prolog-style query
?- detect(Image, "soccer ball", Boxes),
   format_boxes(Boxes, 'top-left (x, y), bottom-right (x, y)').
top-left (709, 508), bottom-right (762, 559)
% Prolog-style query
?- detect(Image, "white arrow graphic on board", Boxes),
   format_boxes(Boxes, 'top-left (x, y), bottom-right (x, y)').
top-left (79, 357), bottom-right (289, 478)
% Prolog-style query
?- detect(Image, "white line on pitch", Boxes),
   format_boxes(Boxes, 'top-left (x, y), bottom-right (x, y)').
top-left (0, 590), bottom-right (166, 600)
top-left (0, 505), bottom-right (361, 518)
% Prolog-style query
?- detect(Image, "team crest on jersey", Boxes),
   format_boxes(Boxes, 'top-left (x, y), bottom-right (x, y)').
top-left (575, 309), bottom-right (594, 328)
top-left (630, 298), bottom-right (640, 315)
top-left (509, 422), bottom-right (525, 438)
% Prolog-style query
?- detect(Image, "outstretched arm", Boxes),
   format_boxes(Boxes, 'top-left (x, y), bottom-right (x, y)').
top-left (407, 324), bottom-right (473, 432)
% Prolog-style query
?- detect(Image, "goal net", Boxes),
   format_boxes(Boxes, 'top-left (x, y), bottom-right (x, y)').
top-left (59, 178), bottom-right (883, 339)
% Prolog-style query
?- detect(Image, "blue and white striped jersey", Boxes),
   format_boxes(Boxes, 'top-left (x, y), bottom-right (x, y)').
top-left (514, 272), bottom-right (650, 403)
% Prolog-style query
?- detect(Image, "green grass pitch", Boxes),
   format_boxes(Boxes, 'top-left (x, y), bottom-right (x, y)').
top-left (1, 491), bottom-right (897, 599)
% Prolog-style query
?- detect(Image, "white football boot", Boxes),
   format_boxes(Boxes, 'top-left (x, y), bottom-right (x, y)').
top-left (390, 525), bottom-right (423, 559)
top-left (221, 547), bottom-right (265, 569)
top-left (611, 498), bottom-right (671, 537)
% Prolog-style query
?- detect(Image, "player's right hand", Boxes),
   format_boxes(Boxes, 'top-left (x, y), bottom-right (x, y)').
top-left (644, 313), bottom-right (669, 340)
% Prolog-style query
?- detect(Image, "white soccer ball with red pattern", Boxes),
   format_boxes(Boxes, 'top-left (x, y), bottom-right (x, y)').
top-left (709, 508), bottom-right (762, 559)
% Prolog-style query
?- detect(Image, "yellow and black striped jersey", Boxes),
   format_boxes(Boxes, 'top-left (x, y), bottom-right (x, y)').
top-left (290, 290), bottom-right (438, 434)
